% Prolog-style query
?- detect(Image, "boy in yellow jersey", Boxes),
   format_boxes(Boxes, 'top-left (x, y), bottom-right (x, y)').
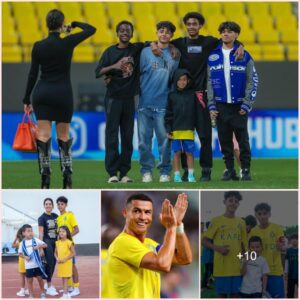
top-left (102, 193), bottom-right (193, 298)
top-left (202, 191), bottom-right (247, 297)
top-left (56, 196), bottom-right (80, 297)
top-left (249, 203), bottom-right (285, 298)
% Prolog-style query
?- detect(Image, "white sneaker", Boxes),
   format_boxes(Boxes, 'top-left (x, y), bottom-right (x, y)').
top-left (46, 286), bottom-right (58, 296)
top-left (60, 293), bottom-right (71, 299)
top-left (16, 289), bottom-right (26, 297)
top-left (159, 175), bottom-right (171, 182)
top-left (120, 175), bottom-right (133, 183)
top-left (69, 288), bottom-right (80, 297)
top-left (142, 172), bottom-right (153, 183)
top-left (60, 287), bottom-right (73, 293)
top-left (107, 176), bottom-right (119, 183)
top-left (25, 289), bottom-right (29, 295)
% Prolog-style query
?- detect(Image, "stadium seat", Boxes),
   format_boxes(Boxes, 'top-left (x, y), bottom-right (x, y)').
top-left (251, 15), bottom-right (274, 32)
top-left (19, 30), bottom-right (43, 45)
top-left (243, 44), bottom-right (262, 61)
top-left (3, 28), bottom-right (19, 45)
top-left (2, 45), bottom-right (23, 62)
top-left (138, 27), bottom-right (159, 43)
top-left (176, 2), bottom-right (199, 17)
top-left (223, 3), bottom-right (245, 16)
top-left (135, 15), bottom-right (156, 31)
top-left (106, 2), bottom-right (130, 21)
top-left (270, 3), bottom-right (292, 16)
top-left (131, 2), bottom-right (154, 17)
top-left (281, 29), bottom-right (298, 44)
top-left (247, 3), bottom-right (270, 16)
top-left (275, 15), bottom-right (297, 32)
top-left (73, 45), bottom-right (95, 62)
top-left (257, 30), bottom-right (280, 44)
top-left (223, 15), bottom-right (250, 30)
top-left (93, 28), bottom-right (116, 46)
top-left (12, 2), bottom-right (35, 19)
top-left (239, 30), bottom-right (256, 44)
top-left (286, 44), bottom-right (298, 61)
top-left (153, 2), bottom-right (176, 17)
top-left (200, 3), bottom-right (222, 16)
top-left (204, 14), bottom-right (227, 37)
top-left (58, 2), bottom-right (83, 23)
top-left (261, 44), bottom-right (285, 61)
top-left (3, 2), bottom-right (11, 18)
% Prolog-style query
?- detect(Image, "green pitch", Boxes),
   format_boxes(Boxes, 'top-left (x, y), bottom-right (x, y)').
top-left (2, 159), bottom-right (297, 189)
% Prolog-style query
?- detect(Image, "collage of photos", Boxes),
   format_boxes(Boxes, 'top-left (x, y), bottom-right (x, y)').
top-left (1, 1), bottom-right (299, 300)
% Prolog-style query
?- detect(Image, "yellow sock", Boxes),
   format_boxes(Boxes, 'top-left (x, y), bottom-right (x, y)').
top-left (67, 279), bottom-right (73, 287)
top-left (73, 282), bottom-right (80, 288)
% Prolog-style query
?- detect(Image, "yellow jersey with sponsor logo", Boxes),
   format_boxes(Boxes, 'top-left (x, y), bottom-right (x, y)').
top-left (249, 223), bottom-right (284, 275)
top-left (204, 215), bottom-right (247, 276)
top-left (102, 232), bottom-right (160, 298)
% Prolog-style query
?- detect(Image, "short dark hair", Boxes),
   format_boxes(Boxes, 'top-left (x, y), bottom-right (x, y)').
top-left (290, 233), bottom-right (298, 240)
top-left (43, 198), bottom-right (54, 206)
top-left (254, 203), bottom-right (271, 213)
top-left (46, 9), bottom-right (65, 31)
top-left (156, 21), bottom-right (176, 33)
top-left (22, 224), bottom-right (32, 233)
top-left (116, 20), bottom-right (134, 34)
top-left (183, 12), bottom-right (205, 26)
top-left (218, 21), bottom-right (241, 34)
top-left (126, 193), bottom-right (153, 205)
top-left (56, 196), bottom-right (68, 204)
top-left (244, 215), bottom-right (257, 228)
top-left (248, 235), bottom-right (263, 247)
top-left (224, 191), bottom-right (242, 201)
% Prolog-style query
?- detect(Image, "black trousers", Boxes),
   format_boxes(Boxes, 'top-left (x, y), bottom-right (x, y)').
top-left (104, 96), bottom-right (135, 177)
top-left (43, 238), bottom-right (56, 282)
top-left (201, 262), bottom-right (213, 287)
top-left (287, 277), bottom-right (298, 298)
top-left (217, 103), bottom-right (251, 170)
top-left (182, 92), bottom-right (213, 170)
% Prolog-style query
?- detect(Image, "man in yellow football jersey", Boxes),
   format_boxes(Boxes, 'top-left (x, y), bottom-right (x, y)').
top-left (202, 191), bottom-right (247, 297)
top-left (102, 193), bottom-right (193, 298)
top-left (56, 196), bottom-right (80, 297)
top-left (249, 203), bottom-right (285, 298)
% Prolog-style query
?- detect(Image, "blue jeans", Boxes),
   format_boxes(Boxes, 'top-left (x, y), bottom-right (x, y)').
top-left (138, 108), bottom-right (171, 176)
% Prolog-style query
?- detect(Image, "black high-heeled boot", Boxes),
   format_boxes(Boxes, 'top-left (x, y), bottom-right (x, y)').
top-left (58, 138), bottom-right (73, 189)
top-left (36, 139), bottom-right (52, 189)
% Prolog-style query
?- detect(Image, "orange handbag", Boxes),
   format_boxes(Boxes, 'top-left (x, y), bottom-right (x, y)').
top-left (12, 112), bottom-right (38, 152)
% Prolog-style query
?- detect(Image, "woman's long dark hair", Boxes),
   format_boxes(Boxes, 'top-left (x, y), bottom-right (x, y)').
top-left (58, 226), bottom-right (73, 243)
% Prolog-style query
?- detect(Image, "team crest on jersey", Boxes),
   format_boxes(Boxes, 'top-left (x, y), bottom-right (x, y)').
top-left (209, 54), bottom-right (219, 61)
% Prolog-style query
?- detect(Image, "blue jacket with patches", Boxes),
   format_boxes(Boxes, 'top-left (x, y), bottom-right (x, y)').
top-left (207, 44), bottom-right (258, 113)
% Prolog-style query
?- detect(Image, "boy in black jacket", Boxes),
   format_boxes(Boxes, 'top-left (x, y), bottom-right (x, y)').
top-left (165, 69), bottom-right (196, 182)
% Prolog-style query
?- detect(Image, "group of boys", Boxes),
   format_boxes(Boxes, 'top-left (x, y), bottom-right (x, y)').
top-left (202, 191), bottom-right (298, 298)
top-left (17, 197), bottom-right (80, 298)
top-left (96, 12), bottom-right (258, 184)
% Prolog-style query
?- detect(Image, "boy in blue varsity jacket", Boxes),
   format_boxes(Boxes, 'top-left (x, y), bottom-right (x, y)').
top-left (207, 21), bottom-right (258, 181)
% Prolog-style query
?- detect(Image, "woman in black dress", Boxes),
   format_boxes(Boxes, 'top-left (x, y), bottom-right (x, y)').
top-left (23, 9), bottom-right (96, 188)
top-left (38, 198), bottom-right (58, 296)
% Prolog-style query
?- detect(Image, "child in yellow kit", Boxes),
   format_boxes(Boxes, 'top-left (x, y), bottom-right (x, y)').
top-left (12, 226), bottom-right (29, 297)
top-left (55, 226), bottom-right (75, 299)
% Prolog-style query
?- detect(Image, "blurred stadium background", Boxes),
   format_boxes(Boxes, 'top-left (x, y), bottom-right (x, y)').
top-left (101, 191), bottom-right (200, 298)
top-left (2, 2), bottom-right (298, 188)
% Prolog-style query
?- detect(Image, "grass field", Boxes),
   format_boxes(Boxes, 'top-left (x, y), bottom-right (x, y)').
top-left (2, 159), bottom-right (298, 189)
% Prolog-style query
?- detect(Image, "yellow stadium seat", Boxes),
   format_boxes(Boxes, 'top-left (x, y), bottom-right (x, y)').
top-left (3, 2), bottom-right (12, 17)
top-left (2, 45), bottom-right (23, 62)
top-left (270, 3), bottom-right (292, 16)
top-left (12, 2), bottom-right (35, 18)
top-left (58, 3), bottom-right (83, 23)
top-left (131, 2), bottom-right (154, 17)
top-left (19, 30), bottom-right (43, 45)
top-left (84, 2), bottom-right (106, 19)
top-left (247, 3), bottom-right (270, 16)
top-left (17, 16), bottom-right (39, 32)
top-left (176, 2), bottom-right (199, 16)
top-left (3, 28), bottom-right (19, 44)
top-left (35, 2), bottom-right (58, 20)
top-left (275, 15), bottom-right (297, 31)
top-left (93, 28), bottom-right (116, 46)
top-left (257, 30), bottom-right (279, 44)
top-left (286, 44), bottom-right (298, 61)
top-left (135, 15), bottom-right (156, 31)
top-left (107, 2), bottom-right (130, 20)
top-left (261, 44), bottom-right (285, 61)
top-left (73, 45), bottom-right (95, 62)
top-left (2, 14), bottom-right (15, 30)
top-left (251, 15), bottom-right (274, 32)
top-left (224, 15), bottom-right (250, 31)
top-left (200, 3), bottom-right (222, 16)
top-left (204, 14), bottom-right (226, 37)
top-left (223, 3), bottom-right (245, 16)
top-left (245, 44), bottom-right (262, 61)
top-left (138, 28), bottom-right (159, 42)
top-left (239, 30), bottom-right (256, 44)
top-left (24, 45), bottom-right (34, 62)
top-left (281, 29), bottom-right (298, 44)
top-left (153, 2), bottom-right (176, 17)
